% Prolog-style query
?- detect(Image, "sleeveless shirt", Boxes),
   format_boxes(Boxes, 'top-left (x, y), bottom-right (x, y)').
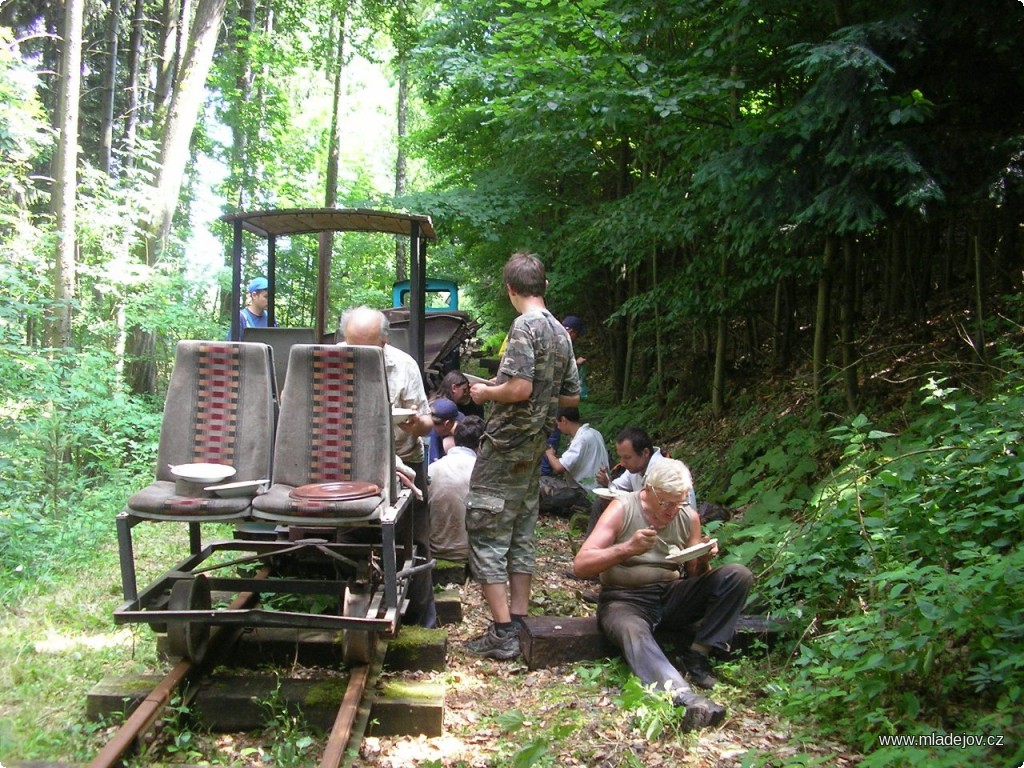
top-left (600, 491), bottom-right (693, 588)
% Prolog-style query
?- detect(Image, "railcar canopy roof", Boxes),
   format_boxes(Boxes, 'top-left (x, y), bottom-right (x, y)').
top-left (220, 207), bottom-right (436, 240)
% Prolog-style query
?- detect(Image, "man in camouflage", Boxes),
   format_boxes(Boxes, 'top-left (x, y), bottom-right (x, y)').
top-left (464, 252), bottom-right (581, 659)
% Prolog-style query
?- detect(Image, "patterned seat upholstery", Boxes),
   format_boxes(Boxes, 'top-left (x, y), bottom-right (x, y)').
top-left (251, 344), bottom-right (395, 523)
top-left (126, 341), bottom-right (275, 521)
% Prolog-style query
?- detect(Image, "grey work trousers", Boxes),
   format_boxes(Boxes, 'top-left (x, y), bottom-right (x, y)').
top-left (597, 563), bottom-right (753, 692)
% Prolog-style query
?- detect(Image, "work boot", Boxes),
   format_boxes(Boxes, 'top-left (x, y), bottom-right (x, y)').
top-left (672, 689), bottom-right (726, 731)
top-left (465, 623), bottom-right (520, 660)
top-left (680, 648), bottom-right (717, 690)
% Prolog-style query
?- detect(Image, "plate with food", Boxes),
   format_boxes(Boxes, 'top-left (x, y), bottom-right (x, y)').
top-left (593, 487), bottom-right (626, 501)
top-left (463, 373), bottom-right (493, 385)
top-left (664, 539), bottom-right (717, 564)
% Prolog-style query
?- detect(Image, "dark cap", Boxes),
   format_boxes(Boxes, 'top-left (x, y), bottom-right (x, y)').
top-left (430, 397), bottom-right (463, 422)
top-left (562, 315), bottom-right (584, 335)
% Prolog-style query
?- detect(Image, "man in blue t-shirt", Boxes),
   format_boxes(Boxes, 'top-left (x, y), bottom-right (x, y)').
top-left (238, 276), bottom-right (274, 331)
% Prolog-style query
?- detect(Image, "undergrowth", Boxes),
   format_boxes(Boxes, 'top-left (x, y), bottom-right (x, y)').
top-left (715, 342), bottom-right (1024, 765)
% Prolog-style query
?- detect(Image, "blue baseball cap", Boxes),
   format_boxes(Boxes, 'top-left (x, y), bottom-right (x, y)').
top-left (562, 315), bottom-right (584, 336)
top-left (431, 397), bottom-right (463, 422)
top-left (248, 276), bottom-right (269, 293)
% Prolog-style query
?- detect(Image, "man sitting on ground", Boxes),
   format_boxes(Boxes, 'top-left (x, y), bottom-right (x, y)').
top-left (541, 406), bottom-right (609, 515)
top-left (428, 397), bottom-right (463, 465)
top-left (428, 416), bottom-right (485, 564)
top-left (573, 458), bottom-right (753, 732)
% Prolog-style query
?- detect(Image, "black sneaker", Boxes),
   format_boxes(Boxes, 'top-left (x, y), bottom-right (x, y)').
top-left (465, 624), bottom-right (520, 660)
top-left (680, 648), bottom-right (717, 690)
top-left (672, 690), bottom-right (726, 731)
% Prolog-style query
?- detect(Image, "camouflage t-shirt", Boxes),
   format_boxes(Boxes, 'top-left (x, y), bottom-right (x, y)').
top-left (483, 308), bottom-right (580, 460)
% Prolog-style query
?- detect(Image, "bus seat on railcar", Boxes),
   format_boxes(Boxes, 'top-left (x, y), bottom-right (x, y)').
top-left (251, 344), bottom-right (397, 524)
top-left (125, 341), bottom-right (276, 521)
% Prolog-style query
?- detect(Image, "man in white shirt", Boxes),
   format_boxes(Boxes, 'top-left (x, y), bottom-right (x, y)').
top-left (589, 426), bottom-right (694, 535)
top-left (541, 407), bottom-right (610, 515)
top-left (428, 416), bottom-right (485, 563)
top-left (339, 306), bottom-right (435, 627)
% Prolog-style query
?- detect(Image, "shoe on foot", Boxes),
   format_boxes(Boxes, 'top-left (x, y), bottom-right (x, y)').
top-left (465, 623), bottom-right (520, 660)
top-left (680, 648), bottom-right (717, 690)
top-left (672, 690), bottom-right (726, 731)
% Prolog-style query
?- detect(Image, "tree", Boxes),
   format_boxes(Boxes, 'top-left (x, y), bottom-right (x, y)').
top-left (49, 0), bottom-right (86, 349)
top-left (126, 0), bottom-right (228, 393)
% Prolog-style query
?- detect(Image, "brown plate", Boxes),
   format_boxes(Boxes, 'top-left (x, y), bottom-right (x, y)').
top-left (289, 481), bottom-right (381, 501)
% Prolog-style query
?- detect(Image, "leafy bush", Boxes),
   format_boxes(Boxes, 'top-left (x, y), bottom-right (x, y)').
top-left (742, 346), bottom-right (1024, 761)
top-left (0, 346), bottom-right (160, 597)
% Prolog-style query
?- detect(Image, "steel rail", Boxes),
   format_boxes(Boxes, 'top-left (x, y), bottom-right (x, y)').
top-left (88, 569), bottom-right (269, 768)
top-left (320, 636), bottom-right (388, 768)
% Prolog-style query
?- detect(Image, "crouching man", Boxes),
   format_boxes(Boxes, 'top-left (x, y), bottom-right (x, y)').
top-left (572, 457), bottom-right (752, 731)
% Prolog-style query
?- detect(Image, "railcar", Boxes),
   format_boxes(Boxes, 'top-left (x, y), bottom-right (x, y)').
top-left (113, 208), bottom-right (474, 664)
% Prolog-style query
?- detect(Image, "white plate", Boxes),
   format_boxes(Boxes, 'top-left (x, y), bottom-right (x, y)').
top-left (169, 463), bottom-right (236, 484)
top-left (204, 479), bottom-right (269, 497)
top-left (664, 539), bottom-right (717, 564)
top-left (463, 373), bottom-right (492, 385)
top-left (593, 487), bottom-right (626, 501)
top-left (391, 407), bottom-right (417, 425)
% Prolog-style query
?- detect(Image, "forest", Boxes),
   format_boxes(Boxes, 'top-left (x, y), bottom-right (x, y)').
top-left (0, 0), bottom-right (1022, 765)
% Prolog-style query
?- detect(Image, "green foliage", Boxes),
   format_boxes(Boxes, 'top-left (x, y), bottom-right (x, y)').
top-left (0, 28), bottom-right (52, 226)
top-left (743, 345), bottom-right (1024, 759)
top-left (249, 680), bottom-right (318, 767)
top-left (616, 676), bottom-right (689, 741)
top-left (0, 344), bottom-right (161, 597)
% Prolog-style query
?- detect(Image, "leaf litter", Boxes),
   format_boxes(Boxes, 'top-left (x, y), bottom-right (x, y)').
top-left (354, 515), bottom-right (863, 767)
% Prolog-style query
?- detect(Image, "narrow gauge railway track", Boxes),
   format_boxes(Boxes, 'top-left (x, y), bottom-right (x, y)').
top-left (89, 569), bottom-right (381, 768)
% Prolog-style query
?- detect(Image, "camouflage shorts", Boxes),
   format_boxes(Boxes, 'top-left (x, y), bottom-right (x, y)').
top-left (465, 440), bottom-right (544, 583)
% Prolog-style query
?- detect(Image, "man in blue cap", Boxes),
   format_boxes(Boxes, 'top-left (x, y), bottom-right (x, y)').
top-left (239, 276), bottom-right (275, 330)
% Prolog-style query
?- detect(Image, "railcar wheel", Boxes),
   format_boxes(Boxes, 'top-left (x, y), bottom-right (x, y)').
top-left (342, 584), bottom-right (373, 665)
top-left (166, 575), bottom-right (212, 663)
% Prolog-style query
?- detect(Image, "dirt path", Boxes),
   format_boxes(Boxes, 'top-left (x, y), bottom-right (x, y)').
top-left (355, 515), bottom-right (862, 767)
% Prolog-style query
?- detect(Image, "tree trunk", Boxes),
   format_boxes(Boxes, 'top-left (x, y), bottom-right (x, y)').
top-left (812, 237), bottom-right (835, 405)
top-left (972, 234), bottom-right (988, 367)
top-left (123, 0), bottom-right (145, 164)
top-left (126, 0), bottom-right (228, 394)
top-left (620, 268), bottom-right (638, 402)
top-left (149, 0), bottom-right (228, 246)
top-left (394, 52), bottom-right (409, 282)
top-left (100, 0), bottom-right (121, 174)
top-left (154, 0), bottom-right (181, 121)
top-left (325, 5), bottom-right (348, 209)
top-left (50, 0), bottom-right (86, 349)
top-left (229, 0), bottom-right (257, 210)
top-left (652, 247), bottom-right (664, 404)
top-left (318, 2), bottom-right (348, 336)
top-left (840, 237), bottom-right (859, 412)
top-left (711, 250), bottom-right (728, 417)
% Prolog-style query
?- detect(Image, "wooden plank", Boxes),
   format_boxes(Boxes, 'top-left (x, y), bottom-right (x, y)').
top-left (369, 680), bottom-right (445, 737)
top-left (385, 626), bottom-right (448, 672)
top-left (519, 614), bottom-right (786, 671)
top-left (86, 675), bottom-right (165, 721)
top-left (434, 588), bottom-right (463, 626)
top-left (519, 616), bottom-right (614, 670)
